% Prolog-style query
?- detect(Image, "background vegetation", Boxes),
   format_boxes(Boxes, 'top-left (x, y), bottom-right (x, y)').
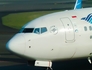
top-left (2, 10), bottom-right (60, 29)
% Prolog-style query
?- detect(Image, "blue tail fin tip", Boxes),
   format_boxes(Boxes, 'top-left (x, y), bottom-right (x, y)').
top-left (74, 0), bottom-right (82, 10)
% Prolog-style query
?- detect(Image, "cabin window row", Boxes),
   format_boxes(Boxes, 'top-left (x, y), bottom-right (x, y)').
top-left (84, 26), bottom-right (92, 31)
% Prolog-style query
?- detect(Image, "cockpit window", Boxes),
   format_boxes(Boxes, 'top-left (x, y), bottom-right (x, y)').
top-left (20, 28), bottom-right (34, 33)
top-left (33, 27), bottom-right (47, 34)
top-left (41, 27), bottom-right (47, 33)
top-left (34, 28), bottom-right (40, 34)
top-left (20, 27), bottom-right (47, 34)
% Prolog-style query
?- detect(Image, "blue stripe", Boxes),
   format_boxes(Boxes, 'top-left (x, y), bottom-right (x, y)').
top-left (89, 17), bottom-right (92, 22)
top-left (81, 17), bottom-right (85, 20)
top-left (86, 13), bottom-right (92, 21)
top-left (81, 13), bottom-right (92, 24)
top-left (87, 15), bottom-right (92, 22)
top-left (90, 18), bottom-right (92, 24)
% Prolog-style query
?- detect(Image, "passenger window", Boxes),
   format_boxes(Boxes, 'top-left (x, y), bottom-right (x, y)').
top-left (84, 26), bottom-right (87, 31)
top-left (34, 28), bottom-right (40, 34)
top-left (41, 27), bottom-right (47, 33)
top-left (89, 26), bottom-right (92, 31)
top-left (90, 35), bottom-right (92, 39)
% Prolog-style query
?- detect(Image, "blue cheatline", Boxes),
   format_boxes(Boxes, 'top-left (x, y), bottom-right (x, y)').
top-left (81, 13), bottom-right (92, 24)
top-left (86, 13), bottom-right (92, 21)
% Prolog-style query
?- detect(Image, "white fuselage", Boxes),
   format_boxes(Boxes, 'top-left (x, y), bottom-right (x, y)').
top-left (6, 8), bottom-right (92, 61)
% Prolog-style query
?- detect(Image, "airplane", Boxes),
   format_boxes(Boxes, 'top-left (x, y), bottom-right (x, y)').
top-left (6, 0), bottom-right (92, 70)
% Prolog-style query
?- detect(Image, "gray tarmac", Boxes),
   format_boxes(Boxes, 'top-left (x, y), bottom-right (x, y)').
top-left (0, 0), bottom-right (91, 12)
top-left (0, 58), bottom-right (92, 70)
top-left (0, 0), bottom-right (76, 12)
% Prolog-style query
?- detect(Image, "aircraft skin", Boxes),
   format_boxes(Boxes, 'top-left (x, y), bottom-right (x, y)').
top-left (6, 0), bottom-right (92, 69)
top-left (6, 7), bottom-right (92, 66)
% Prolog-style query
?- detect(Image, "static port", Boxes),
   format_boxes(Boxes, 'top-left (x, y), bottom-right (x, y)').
top-left (29, 46), bottom-right (31, 48)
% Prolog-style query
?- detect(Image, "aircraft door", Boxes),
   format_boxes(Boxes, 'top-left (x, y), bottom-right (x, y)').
top-left (60, 17), bottom-right (75, 42)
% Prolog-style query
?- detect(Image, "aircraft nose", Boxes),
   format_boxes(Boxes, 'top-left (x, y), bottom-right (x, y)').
top-left (6, 34), bottom-right (25, 55)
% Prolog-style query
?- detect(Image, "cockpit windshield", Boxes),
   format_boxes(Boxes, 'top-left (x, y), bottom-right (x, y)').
top-left (20, 27), bottom-right (47, 34)
top-left (19, 28), bottom-right (34, 33)
top-left (41, 27), bottom-right (47, 33)
top-left (34, 28), bottom-right (40, 34)
top-left (34, 27), bottom-right (47, 34)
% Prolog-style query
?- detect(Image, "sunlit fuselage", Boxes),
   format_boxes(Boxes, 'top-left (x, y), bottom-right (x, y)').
top-left (6, 8), bottom-right (92, 61)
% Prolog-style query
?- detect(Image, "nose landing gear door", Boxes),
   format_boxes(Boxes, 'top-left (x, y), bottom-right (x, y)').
top-left (60, 17), bottom-right (75, 43)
